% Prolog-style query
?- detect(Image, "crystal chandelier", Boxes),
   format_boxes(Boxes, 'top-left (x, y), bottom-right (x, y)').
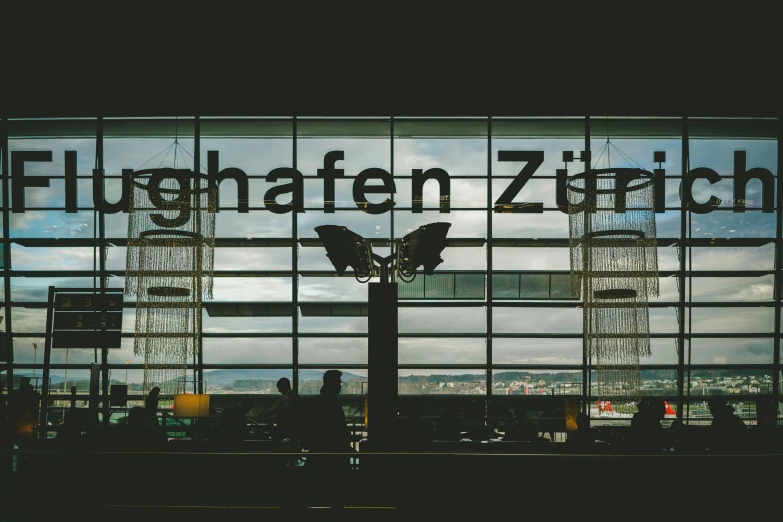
top-left (124, 135), bottom-right (216, 397)
top-left (567, 142), bottom-right (660, 402)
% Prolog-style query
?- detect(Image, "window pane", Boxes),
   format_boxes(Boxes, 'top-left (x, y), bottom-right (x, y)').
top-left (688, 338), bottom-right (774, 364)
top-left (399, 307), bottom-right (486, 334)
top-left (298, 277), bottom-right (368, 302)
top-left (688, 369), bottom-right (773, 398)
top-left (299, 368), bottom-right (367, 396)
top-left (491, 370), bottom-right (583, 396)
top-left (492, 338), bottom-right (582, 365)
top-left (299, 338), bottom-right (367, 365)
top-left (688, 276), bottom-right (774, 301)
top-left (492, 248), bottom-right (570, 271)
top-left (399, 369), bottom-right (487, 395)
top-left (399, 337), bottom-right (485, 365)
top-left (212, 277), bottom-right (292, 301)
top-left (11, 277), bottom-right (98, 302)
top-left (493, 307), bottom-right (582, 334)
top-left (10, 211), bottom-right (97, 238)
top-left (213, 248), bottom-right (292, 271)
top-left (202, 337), bottom-right (291, 364)
top-left (396, 178), bottom-right (487, 209)
top-left (688, 245), bottom-right (775, 270)
top-left (202, 315), bottom-right (292, 334)
top-left (689, 307), bottom-right (774, 333)
top-left (589, 369), bottom-right (678, 397)
top-left (202, 368), bottom-right (293, 394)
top-left (298, 316), bottom-right (366, 334)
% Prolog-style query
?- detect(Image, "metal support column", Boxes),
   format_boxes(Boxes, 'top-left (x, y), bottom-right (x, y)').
top-left (582, 116), bottom-right (591, 407)
top-left (195, 116), bottom-right (204, 394)
top-left (38, 286), bottom-right (55, 438)
top-left (1, 117), bottom-right (12, 393)
top-left (292, 117), bottom-right (299, 395)
top-left (487, 117), bottom-right (493, 412)
top-left (97, 118), bottom-right (110, 427)
top-left (676, 117), bottom-right (688, 420)
top-left (368, 280), bottom-right (398, 448)
top-left (774, 117), bottom-right (782, 402)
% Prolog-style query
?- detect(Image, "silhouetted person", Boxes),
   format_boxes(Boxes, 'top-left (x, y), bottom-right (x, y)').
top-left (755, 396), bottom-right (778, 452)
top-left (434, 401), bottom-right (464, 441)
top-left (0, 381), bottom-right (7, 423)
top-left (708, 398), bottom-right (747, 453)
top-left (503, 407), bottom-right (539, 442)
top-left (539, 406), bottom-right (559, 441)
top-left (0, 382), bottom-right (13, 474)
top-left (567, 412), bottom-right (595, 448)
top-left (55, 408), bottom-right (92, 449)
top-left (264, 378), bottom-right (299, 442)
top-left (125, 406), bottom-right (168, 449)
top-left (214, 399), bottom-right (252, 448)
top-left (630, 400), bottom-right (664, 452)
top-left (397, 402), bottom-right (433, 448)
top-left (8, 377), bottom-right (39, 444)
top-left (144, 386), bottom-right (161, 427)
top-left (304, 370), bottom-right (351, 509)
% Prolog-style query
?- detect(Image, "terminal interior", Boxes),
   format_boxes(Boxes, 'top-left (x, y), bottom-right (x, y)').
top-left (0, 112), bottom-right (781, 517)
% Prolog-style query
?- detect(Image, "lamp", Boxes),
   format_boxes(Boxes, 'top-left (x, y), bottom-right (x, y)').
top-left (398, 222), bottom-right (451, 278)
top-left (314, 225), bottom-right (374, 281)
top-left (173, 393), bottom-right (211, 418)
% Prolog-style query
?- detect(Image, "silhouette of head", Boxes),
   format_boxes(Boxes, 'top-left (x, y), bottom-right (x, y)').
top-left (576, 412), bottom-right (590, 430)
top-left (637, 400), bottom-right (650, 413)
top-left (20, 377), bottom-right (31, 388)
top-left (240, 398), bottom-right (254, 413)
top-left (708, 398), bottom-right (727, 416)
top-left (128, 407), bottom-right (146, 427)
top-left (649, 399), bottom-right (666, 420)
top-left (322, 370), bottom-right (343, 395)
top-left (276, 377), bottom-right (291, 394)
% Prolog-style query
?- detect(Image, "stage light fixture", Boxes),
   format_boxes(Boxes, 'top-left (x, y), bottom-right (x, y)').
top-left (314, 225), bottom-right (374, 280)
top-left (399, 222), bottom-right (451, 277)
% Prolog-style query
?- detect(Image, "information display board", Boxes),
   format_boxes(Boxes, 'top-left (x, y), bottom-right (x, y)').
top-left (52, 292), bottom-right (124, 349)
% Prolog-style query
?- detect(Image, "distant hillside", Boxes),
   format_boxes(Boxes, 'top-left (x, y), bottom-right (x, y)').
top-left (202, 369), bottom-right (365, 388)
top-left (2, 370), bottom-right (366, 389)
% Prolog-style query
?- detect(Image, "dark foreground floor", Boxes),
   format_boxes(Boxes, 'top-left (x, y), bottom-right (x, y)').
top-left (2, 450), bottom-right (780, 520)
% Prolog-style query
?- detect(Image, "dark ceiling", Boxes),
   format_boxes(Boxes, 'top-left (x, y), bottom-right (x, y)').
top-left (4, 31), bottom-right (779, 119)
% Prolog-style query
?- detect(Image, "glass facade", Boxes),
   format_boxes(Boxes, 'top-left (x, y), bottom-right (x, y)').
top-left (0, 116), bottom-right (779, 428)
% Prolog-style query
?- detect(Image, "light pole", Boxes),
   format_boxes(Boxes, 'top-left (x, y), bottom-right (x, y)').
top-left (32, 342), bottom-right (37, 385)
top-left (315, 222), bottom-right (451, 449)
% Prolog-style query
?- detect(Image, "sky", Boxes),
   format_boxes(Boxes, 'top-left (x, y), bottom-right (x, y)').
top-left (2, 128), bottom-right (778, 382)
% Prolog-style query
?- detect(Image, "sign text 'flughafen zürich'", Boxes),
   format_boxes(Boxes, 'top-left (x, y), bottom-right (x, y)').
top-left (8, 149), bottom-right (775, 215)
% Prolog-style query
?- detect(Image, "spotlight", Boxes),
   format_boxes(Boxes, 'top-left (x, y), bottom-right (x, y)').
top-left (314, 225), bottom-right (374, 280)
top-left (398, 222), bottom-right (451, 277)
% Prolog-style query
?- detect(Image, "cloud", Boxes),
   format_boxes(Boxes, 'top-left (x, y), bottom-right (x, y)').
top-left (4, 134), bottom-right (778, 372)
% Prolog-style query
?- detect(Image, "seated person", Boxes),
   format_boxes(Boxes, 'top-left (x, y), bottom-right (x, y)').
top-left (213, 401), bottom-right (253, 447)
top-left (434, 401), bottom-right (464, 441)
top-left (113, 407), bottom-right (168, 450)
top-left (55, 409), bottom-right (93, 449)
top-left (566, 412), bottom-right (595, 447)
top-left (262, 380), bottom-right (299, 442)
top-left (397, 402), bottom-right (434, 447)
top-left (630, 400), bottom-right (665, 452)
top-left (503, 407), bottom-right (539, 442)
top-left (707, 398), bottom-right (747, 453)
